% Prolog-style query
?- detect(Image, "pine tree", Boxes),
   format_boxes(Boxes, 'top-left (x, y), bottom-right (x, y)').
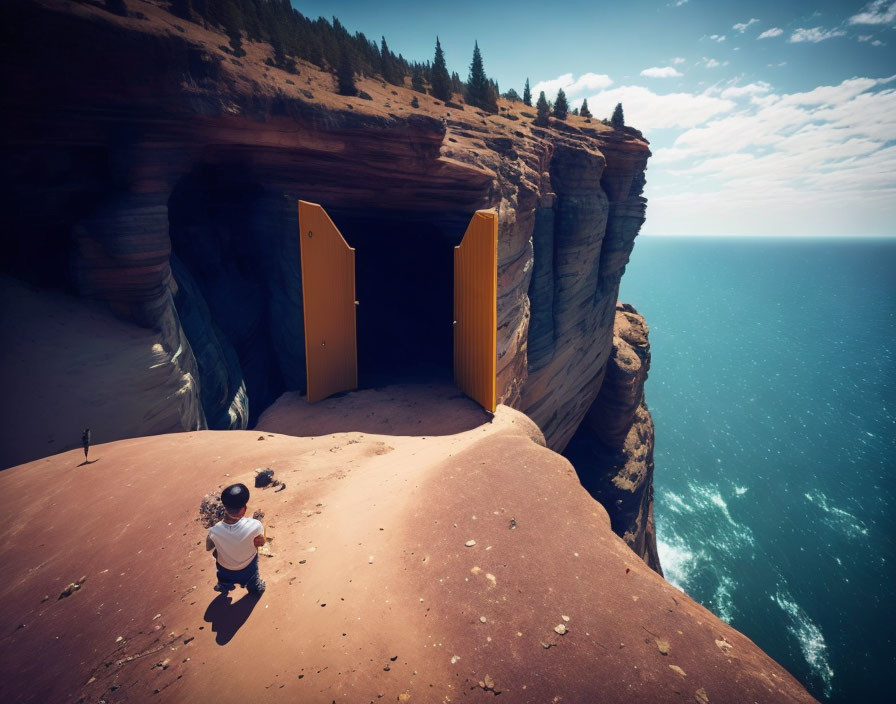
top-left (553, 88), bottom-right (568, 120)
top-left (411, 64), bottom-right (426, 93)
top-left (535, 91), bottom-right (550, 126)
top-left (450, 71), bottom-right (463, 95)
top-left (466, 41), bottom-right (489, 109)
top-left (337, 43), bottom-right (357, 95)
top-left (580, 99), bottom-right (592, 118)
top-left (611, 102), bottom-right (625, 128)
top-left (522, 78), bottom-right (532, 106)
top-left (380, 37), bottom-right (400, 85)
top-left (431, 37), bottom-right (451, 101)
top-left (503, 88), bottom-right (521, 102)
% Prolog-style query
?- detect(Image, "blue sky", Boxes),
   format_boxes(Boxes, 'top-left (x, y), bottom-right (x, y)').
top-left (292, 1), bottom-right (895, 235)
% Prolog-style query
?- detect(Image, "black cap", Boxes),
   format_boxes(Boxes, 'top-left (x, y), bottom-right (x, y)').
top-left (221, 483), bottom-right (250, 510)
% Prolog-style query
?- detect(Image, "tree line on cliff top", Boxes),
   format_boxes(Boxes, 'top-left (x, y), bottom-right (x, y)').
top-left (143, 1), bottom-right (626, 126)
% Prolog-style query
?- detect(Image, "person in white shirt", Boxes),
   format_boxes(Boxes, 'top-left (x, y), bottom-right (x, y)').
top-left (206, 483), bottom-right (266, 596)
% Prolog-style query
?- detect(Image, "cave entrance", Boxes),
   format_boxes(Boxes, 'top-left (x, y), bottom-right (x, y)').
top-left (299, 202), bottom-right (496, 411)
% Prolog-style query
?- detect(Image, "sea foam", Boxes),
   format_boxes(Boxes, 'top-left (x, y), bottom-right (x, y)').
top-left (772, 590), bottom-right (834, 697)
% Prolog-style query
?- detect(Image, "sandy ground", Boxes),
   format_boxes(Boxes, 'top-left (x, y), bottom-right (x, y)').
top-left (0, 385), bottom-right (815, 703)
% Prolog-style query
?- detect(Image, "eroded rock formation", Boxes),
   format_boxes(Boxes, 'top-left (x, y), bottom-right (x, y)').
top-left (2, 0), bottom-right (648, 451)
top-left (565, 304), bottom-right (662, 573)
top-left (1, 0), bottom-right (652, 564)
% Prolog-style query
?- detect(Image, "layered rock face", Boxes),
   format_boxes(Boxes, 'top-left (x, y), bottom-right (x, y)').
top-left (565, 304), bottom-right (662, 573)
top-left (2, 0), bottom-right (649, 448)
top-left (1, 0), bottom-right (653, 563)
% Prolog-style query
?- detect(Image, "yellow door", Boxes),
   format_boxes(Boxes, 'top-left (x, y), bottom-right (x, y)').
top-left (454, 210), bottom-right (498, 412)
top-left (298, 201), bottom-right (358, 403)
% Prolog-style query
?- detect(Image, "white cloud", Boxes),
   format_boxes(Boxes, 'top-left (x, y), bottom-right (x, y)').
top-left (532, 72), bottom-right (613, 99)
top-left (733, 18), bottom-right (760, 33)
top-left (640, 77), bottom-right (896, 235)
top-left (719, 82), bottom-right (773, 99)
top-left (858, 34), bottom-right (874, 41)
top-left (872, 39), bottom-right (885, 46)
top-left (672, 0), bottom-right (689, 6)
top-left (581, 85), bottom-right (736, 131)
top-left (758, 27), bottom-right (784, 39)
top-left (641, 66), bottom-right (684, 78)
top-left (788, 27), bottom-right (847, 43)
top-left (671, 57), bottom-right (686, 64)
top-left (849, 0), bottom-right (896, 25)
top-left (709, 34), bottom-right (726, 42)
top-left (700, 57), bottom-right (729, 68)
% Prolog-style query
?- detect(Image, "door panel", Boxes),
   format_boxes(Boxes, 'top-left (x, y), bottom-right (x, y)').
top-left (298, 201), bottom-right (358, 403)
top-left (453, 210), bottom-right (497, 413)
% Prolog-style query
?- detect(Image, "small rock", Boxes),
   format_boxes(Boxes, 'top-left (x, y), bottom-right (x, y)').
top-left (390, 655), bottom-right (398, 661)
top-left (669, 665), bottom-right (687, 677)
top-left (480, 674), bottom-right (499, 693)
top-left (554, 624), bottom-right (567, 635)
top-left (656, 638), bottom-right (670, 655)
top-left (253, 510), bottom-right (265, 520)
top-left (398, 693), bottom-right (411, 702)
top-left (450, 655), bottom-right (460, 664)
top-left (255, 468), bottom-right (275, 488)
top-left (561, 615), bottom-right (570, 622)
top-left (465, 540), bottom-right (476, 547)
top-left (479, 616), bottom-right (487, 623)
top-left (115, 636), bottom-right (123, 643)
top-left (509, 518), bottom-right (516, 530)
top-left (257, 436), bottom-right (265, 441)
top-left (695, 688), bottom-right (709, 703)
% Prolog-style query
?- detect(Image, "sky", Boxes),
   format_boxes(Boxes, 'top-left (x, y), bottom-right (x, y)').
top-left (291, 1), bottom-right (896, 236)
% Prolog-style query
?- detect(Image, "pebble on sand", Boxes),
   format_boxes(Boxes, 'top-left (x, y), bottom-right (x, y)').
top-left (465, 540), bottom-right (476, 547)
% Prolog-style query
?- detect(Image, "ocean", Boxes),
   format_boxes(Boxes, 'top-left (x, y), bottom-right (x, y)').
top-left (618, 236), bottom-right (896, 704)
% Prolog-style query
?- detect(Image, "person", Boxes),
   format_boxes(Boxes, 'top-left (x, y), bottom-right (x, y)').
top-left (82, 428), bottom-right (90, 460)
top-left (206, 483), bottom-right (266, 596)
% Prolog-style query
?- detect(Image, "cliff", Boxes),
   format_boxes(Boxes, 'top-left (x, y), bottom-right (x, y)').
top-left (0, 396), bottom-right (816, 704)
top-left (1, 0), bottom-right (648, 448)
top-left (0, 3), bottom-right (821, 701)
top-left (565, 304), bottom-right (662, 573)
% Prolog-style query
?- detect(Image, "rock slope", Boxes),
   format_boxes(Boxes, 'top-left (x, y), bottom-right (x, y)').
top-left (0, 389), bottom-right (815, 704)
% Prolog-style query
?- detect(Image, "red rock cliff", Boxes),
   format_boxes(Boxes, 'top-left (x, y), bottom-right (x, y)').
top-left (1, 0), bottom-right (650, 559)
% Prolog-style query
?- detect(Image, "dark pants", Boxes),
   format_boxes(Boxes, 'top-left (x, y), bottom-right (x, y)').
top-left (216, 555), bottom-right (263, 593)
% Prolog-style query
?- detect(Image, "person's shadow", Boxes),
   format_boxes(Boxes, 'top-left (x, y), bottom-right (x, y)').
top-left (203, 592), bottom-right (260, 645)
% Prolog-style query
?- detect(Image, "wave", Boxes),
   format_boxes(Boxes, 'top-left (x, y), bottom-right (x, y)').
top-left (655, 536), bottom-right (697, 592)
top-left (804, 490), bottom-right (869, 538)
top-left (772, 590), bottom-right (834, 697)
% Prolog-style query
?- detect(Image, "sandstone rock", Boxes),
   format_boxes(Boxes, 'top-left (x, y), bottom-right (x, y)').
top-left (564, 304), bottom-right (661, 574)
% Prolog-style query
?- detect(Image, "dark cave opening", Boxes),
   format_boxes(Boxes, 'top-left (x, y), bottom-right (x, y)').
top-left (168, 162), bottom-right (470, 426)
top-left (326, 209), bottom-right (467, 387)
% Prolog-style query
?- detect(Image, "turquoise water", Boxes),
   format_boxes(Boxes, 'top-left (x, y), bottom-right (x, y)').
top-left (618, 236), bottom-right (896, 703)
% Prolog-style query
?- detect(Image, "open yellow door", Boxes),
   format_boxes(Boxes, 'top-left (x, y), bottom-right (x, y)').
top-left (454, 210), bottom-right (498, 412)
top-left (298, 201), bottom-right (358, 403)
